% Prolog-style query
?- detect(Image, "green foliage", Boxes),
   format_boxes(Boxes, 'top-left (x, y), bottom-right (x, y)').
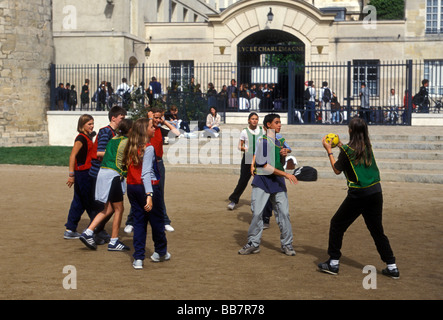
top-left (0, 146), bottom-right (72, 166)
top-left (368, 0), bottom-right (405, 20)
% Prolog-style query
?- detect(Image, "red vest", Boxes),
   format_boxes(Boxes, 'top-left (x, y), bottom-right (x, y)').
top-left (74, 133), bottom-right (94, 171)
top-left (126, 143), bottom-right (160, 186)
top-left (150, 127), bottom-right (164, 159)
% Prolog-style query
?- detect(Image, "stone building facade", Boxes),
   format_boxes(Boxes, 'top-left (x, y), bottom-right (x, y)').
top-left (0, 0), bottom-right (54, 146)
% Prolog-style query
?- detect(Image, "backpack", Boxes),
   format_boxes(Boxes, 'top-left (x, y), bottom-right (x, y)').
top-left (69, 90), bottom-right (77, 105)
top-left (91, 89), bottom-right (99, 103)
top-left (412, 93), bottom-right (421, 106)
top-left (322, 88), bottom-right (331, 103)
top-left (304, 88), bottom-right (311, 101)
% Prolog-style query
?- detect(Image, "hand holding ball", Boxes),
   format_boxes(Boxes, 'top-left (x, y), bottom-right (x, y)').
top-left (324, 133), bottom-right (339, 148)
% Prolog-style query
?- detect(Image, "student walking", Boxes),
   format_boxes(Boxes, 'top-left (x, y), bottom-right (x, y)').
top-left (79, 119), bottom-right (133, 251)
top-left (318, 117), bottom-right (399, 279)
top-left (64, 114), bottom-right (96, 239)
top-left (124, 118), bottom-right (170, 269)
top-left (89, 106), bottom-right (127, 244)
top-left (238, 114), bottom-right (298, 256)
top-left (228, 112), bottom-right (262, 210)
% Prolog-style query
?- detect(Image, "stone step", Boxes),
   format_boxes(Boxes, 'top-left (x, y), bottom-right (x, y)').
top-left (162, 125), bottom-right (443, 184)
top-left (165, 145), bottom-right (443, 161)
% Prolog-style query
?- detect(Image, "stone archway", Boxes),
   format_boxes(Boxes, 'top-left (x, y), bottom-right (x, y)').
top-left (210, 0), bottom-right (335, 64)
top-left (237, 29), bottom-right (305, 66)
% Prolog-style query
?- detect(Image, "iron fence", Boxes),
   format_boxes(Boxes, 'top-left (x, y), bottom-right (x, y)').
top-left (50, 60), bottom-right (442, 125)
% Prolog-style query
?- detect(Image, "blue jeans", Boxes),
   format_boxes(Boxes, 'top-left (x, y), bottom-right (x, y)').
top-left (331, 111), bottom-right (340, 124)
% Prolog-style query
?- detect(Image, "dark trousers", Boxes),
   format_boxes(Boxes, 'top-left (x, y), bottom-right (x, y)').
top-left (65, 170), bottom-right (96, 232)
top-left (128, 184), bottom-right (167, 261)
top-left (327, 192), bottom-right (395, 264)
top-left (304, 101), bottom-right (316, 123)
top-left (229, 154), bottom-right (272, 221)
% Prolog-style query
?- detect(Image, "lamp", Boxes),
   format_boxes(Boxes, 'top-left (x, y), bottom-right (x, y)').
top-left (267, 8), bottom-right (274, 22)
top-left (144, 45), bottom-right (151, 58)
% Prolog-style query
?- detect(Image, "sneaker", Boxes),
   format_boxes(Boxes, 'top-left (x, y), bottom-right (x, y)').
top-left (150, 252), bottom-right (171, 262)
top-left (238, 242), bottom-right (260, 255)
top-left (165, 224), bottom-right (175, 232)
top-left (79, 232), bottom-right (97, 250)
top-left (64, 230), bottom-right (81, 239)
top-left (263, 222), bottom-right (270, 229)
top-left (108, 240), bottom-right (130, 251)
top-left (133, 259), bottom-right (143, 270)
top-left (124, 225), bottom-right (134, 234)
top-left (317, 260), bottom-right (339, 275)
top-left (95, 230), bottom-right (111, 244)
top-left (281, 245), bottom-right (296, 256)
top-left (227, 202), bottom-right (235, 210)
top-left (382, 267), bottom-right (400, 279)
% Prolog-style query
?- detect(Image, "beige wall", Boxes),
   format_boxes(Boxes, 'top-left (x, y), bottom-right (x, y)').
top-left (53, 0), bottom-right (148, 65)
top-left (145, 0), bottom-right (442, 66)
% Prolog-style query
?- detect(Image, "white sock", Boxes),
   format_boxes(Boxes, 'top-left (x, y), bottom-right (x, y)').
top-left (85, 229), bottom-right (94, 236)
top-left (330, 259), bottom-right (339, 266)
top-left (387, 263), bottom-right (397, 270)
top-left (110, 238), bottom-right (118, 245)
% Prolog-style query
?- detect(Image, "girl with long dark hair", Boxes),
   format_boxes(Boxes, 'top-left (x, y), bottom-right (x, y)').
top-left (318, 117), bottom-right (399, 279)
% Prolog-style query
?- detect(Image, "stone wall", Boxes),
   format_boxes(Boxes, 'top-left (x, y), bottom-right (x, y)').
top-left (0, 0), bottom-right (54, 147)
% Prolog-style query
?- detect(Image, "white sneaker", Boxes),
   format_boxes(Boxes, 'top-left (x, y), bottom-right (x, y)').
top-left (227, 202), bottom-right (235, 210)
top-left (150, 252), bottom-right (171, 262)
top-left (124, 225), bottom-right (133, 234)
top-left (133, 259), bottom-right (143, 270)
top-left (165, 224), bottom-right (174, 232)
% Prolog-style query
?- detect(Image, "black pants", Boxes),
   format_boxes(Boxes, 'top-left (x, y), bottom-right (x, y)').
top-left (327, 192), bottom-right (395, 264)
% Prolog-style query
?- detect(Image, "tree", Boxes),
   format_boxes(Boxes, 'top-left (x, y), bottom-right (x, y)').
top-left (368, 0), bottom-right (405, 20)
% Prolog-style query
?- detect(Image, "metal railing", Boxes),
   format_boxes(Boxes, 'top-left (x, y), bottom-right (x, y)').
top-left (50, 60), bottom-right (442, 125)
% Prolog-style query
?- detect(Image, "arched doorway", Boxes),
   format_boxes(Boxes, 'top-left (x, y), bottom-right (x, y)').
top-left (236, 29), bottom-right (305, 111)
top-left (237, 29), bottom-right (305, 66)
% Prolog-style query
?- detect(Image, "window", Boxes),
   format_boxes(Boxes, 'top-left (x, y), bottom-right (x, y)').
top-left (426, 0), bottom-right (443, 34)
top-left (170, 60), bottom-right (194, 90)
top-left (424, 60), bottom-right (443, 95)
top-left (353, 60), bottom-right (380, 96)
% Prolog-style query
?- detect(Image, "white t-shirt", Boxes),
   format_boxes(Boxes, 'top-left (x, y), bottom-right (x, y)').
top-left (239, 127), bottom-right (262, 152)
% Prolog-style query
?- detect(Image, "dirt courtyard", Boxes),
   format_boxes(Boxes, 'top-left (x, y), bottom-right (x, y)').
top-left (0, 164), bottom-right (442, 300)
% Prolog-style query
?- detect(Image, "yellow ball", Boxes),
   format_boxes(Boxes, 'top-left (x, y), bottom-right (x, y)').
top-left (325, 133), bottom-right (339, 148)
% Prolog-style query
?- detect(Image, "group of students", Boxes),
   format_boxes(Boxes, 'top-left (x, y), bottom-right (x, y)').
top-left (64, 104), bottom-right (400, 278)
top-left (64, 106), bottom-right (179, 269)
top-left (228, 112), bottom-right (400, 279)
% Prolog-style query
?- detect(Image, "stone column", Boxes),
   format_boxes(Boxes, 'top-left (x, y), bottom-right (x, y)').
top-left (0, 0), bottom-right (54, 146)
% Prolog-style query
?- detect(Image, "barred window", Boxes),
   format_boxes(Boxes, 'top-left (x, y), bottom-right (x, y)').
top-left (353, 60), bottom-right (380, 96)
top-left (424, 60), bottom-right (443, 95)
top-left (426, 0), bottom-right (443, 34)
top-left (170, 60), bottom-right (194, 90)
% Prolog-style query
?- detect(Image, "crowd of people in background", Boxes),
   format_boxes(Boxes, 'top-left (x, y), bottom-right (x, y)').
top-left (55, 76), bottom-right (440, 126)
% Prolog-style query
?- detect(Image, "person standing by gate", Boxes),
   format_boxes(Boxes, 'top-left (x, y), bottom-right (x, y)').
top-left (359, 83), bottom-right (371, 123)
top-left (304, 81), bottom-right (316, 124)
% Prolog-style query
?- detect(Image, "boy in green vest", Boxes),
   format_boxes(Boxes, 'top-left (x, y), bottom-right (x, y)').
top-left (239, 114), bottom-right (298, 256)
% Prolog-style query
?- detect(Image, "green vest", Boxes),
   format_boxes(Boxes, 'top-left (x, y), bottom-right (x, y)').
top-left (245, 126), bottom-right (263, 156)
top-left (261, 135), bottom-right (286, 172)
top-left (101, 136), bottom-right (128, 176)
top-left (340, 144), bottom-right (380, 189)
